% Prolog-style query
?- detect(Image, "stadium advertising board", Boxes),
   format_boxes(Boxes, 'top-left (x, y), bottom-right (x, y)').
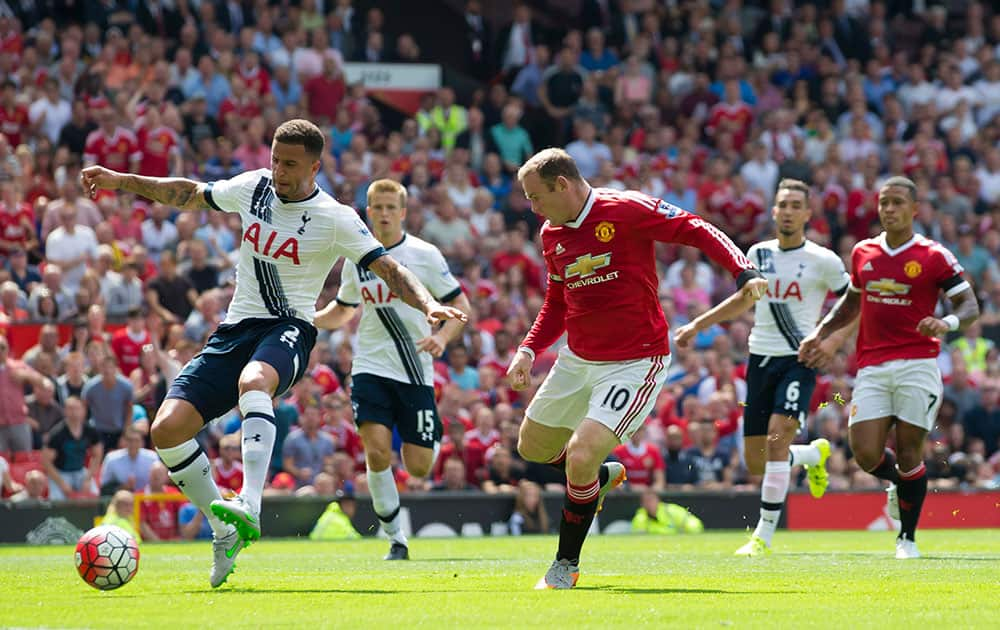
top-left (341, 63), bottom-right (441, 114)
top-left (786, 490), bottom-right (1000, 530)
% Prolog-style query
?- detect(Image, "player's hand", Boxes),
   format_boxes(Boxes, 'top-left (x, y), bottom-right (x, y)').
top-left (805, 336), bottom-right (840, 371)
top-left (80, 165), bottom-right (124, 198)
top-left (506, 349), bottom-right (534, 391)
top-left (741, 277), bottom-right (769, 301)
top-left (917, 316), bottom-right (950, 338)
top-left (798, 331), bottom-right (824, 369)
top-left (673, 322), bottom-right (699, 349)
top-left (424, 302), bottom-right (468, 326)
top-left (416, 333), bottom-right (447, 358)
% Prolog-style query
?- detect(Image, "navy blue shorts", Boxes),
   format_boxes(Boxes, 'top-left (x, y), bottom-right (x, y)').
top-left (167, 317), bottom-right (316, 424)
top-left (743, 354), bottom-right (816, 437)
top-left (350, 372), bottom-right (441, 448)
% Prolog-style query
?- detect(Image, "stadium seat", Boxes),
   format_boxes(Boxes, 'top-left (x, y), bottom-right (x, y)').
top-left (12, 450), bottom-right (42, 464)
top-left (8, 461), bottom-right (43, 485)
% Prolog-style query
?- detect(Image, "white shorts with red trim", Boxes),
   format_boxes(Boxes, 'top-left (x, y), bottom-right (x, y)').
top-left (525, 346), bottom-right (670, 443)
top-left (848, 358), bottom-right (942, 431)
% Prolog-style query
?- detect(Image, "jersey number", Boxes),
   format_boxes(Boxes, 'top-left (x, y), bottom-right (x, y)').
top-left (416, 409), bottom-right (435, 443)
top-left (601, 385), bottom-right (631, 412)
top-left (280, 326), bottom-right (300, 348)
top-left (927, 394), bottom-right (938, 413)
top-left (783, 381), bottom-right (800, 411)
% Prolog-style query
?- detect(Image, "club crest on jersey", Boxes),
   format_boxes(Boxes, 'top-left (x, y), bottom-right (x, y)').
top-left (904, 261), bottom-right (922, 278)
top-left (298, 212), bottom-right (311, 235)
top-left (243, 222), bottom-right (300, 264)
top-left (595, 221), bottom-right (615, 242)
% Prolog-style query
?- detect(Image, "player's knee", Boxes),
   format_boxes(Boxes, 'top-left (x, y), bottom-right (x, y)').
top-left (854, 447), bottom-right (883, 472)
top-left (406, 458), bottom-right (433, 478)
top-left (564, 443), bottom-right (600, 479)
top-left (515, 438), bottom-right (547, 463)
top-left (150, 415), bottom-right (179, 449)
top-left (896, 446), bottom-right (922, 471)
top-left (365, 446), bottom-right (392, 472)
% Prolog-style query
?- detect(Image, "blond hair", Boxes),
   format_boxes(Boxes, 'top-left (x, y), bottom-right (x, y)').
top-left (367, 178), bottom-right (407, 208)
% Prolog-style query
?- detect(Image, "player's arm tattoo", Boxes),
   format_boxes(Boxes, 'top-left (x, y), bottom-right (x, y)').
top-left (815, 288), bottom-right (861, 340)
top-left (119, 175), bottom-right (210, 211)
top-left (948, 287), bottom-right (980, 331)
top-left (369, 255), bottom-right (435, 313)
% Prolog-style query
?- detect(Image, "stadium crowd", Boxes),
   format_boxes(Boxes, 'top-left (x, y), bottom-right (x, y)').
top-left (2, 0), bottom-right (1000, 538)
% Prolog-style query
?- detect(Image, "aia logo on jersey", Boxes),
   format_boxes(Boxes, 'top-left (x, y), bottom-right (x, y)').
top-left (904, 261), bottom-right (922, 278)
top-left (243, 222), bottom-right (300, 264)
top-left (361, 283), bottom-right (398, 305)
top-left (767, 279), bottom-right (802, 301)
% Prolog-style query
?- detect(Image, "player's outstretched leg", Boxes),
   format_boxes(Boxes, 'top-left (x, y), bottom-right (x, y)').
top-left (152, 399), bottom-right (244, 587)
top-left (536, 421), bottom-right (616, 590)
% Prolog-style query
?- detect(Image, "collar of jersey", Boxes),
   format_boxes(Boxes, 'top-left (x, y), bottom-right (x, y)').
top-left (564, 187), bottom-right (596, 229)
top-left (878, 232), bottom-right (918, 256)
top-left (276, 186), bottom-right (321, 204)
top-left (778, 240), bottom-right (807, 252)
top-left (386, 233), bottom-right (407, 250)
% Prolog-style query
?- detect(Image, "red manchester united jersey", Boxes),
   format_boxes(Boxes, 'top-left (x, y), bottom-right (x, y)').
top-left (850, 233), bottom-right (968, 369)
top-left (522, 188), bottom-right (755, 362)
top-left (137, 125), bottom-right (180, 177)
top-left (611, 442), bottom-right (664, 487)
top-left (111, 329), bottom-right (151, 377)
top-left (84, 128), bottom-right (141, 172)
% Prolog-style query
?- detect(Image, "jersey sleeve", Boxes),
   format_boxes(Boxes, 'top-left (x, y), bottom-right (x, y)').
top-left (423, 246), bottom-right (463, 302)
top-left (823, 250), bottom-right (850, 295)
top-left (848, 244), bottom-right (863, 292)
top-left (520, 234), bottom-right (567, 355)
top-left (329, 207), bottom-right (385, 269)
top-left (336, 258), bottom-right (361, 307)
top-left (203, 169), bottom-right (267, 214)
top-left (628, 195), bottom-right (755, 278)
top-left (931, 243), bottom-right (970, 298)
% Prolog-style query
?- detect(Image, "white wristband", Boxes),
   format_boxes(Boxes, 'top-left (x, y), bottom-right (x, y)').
top-left (517, 346), bottom-right (536, 362)
top-left (942, 315), bottom-right (960, 332)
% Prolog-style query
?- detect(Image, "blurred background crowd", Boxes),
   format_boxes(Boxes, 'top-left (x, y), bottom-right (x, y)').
top-left (1, 0), bottom-right (1000, 539)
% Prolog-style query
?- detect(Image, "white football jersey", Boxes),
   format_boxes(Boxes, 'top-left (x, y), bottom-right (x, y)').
top-left (337, 233), bottom-right (462, 386)
top-left (206, 169), bottom-right (384, 324)
top-left (747, 239), bottom-right (850, 356)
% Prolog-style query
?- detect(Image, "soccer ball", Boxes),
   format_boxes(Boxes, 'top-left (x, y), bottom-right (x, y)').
top-left (74, 525), bottom-right (140, 590)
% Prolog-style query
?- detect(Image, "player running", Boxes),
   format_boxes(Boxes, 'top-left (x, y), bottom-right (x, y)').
top-left (800, 176), bottom-right (979, 559)
top-left (81, 120), bottom-right (465, 587)
top-left (315, 179), bottom-right (470, 561)
top-left (507, 149), bottom-right (767, 589)
top-left (674, 179), bottom-right (853, 556)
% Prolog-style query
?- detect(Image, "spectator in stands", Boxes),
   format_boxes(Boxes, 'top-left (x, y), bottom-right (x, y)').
top-left (6, 247), bottom-right (40, 295)
top-left (663, 425), bottom-right (695, 487)
top-left (613, 424), bottom-right (666, 491)
top-left (0, 335), bottom-right (54, 453)
top-left (101, 490), bottom-right (142, 541)
top-left (631, 488), bottom-right (705, 535)
top-left (42, 396), bottom-right (102, 500)
top-left (683, 419), bottom-right (730, 489)
top-left (965, 379), bottom-right (1000, 458)
top-left (25, 377), bottom-right (62, 449)
top-left (45, 201), bottom-right (97, 295)
top-left (508, 479), bottom-right (548, 535)
top-left (99, 426), bottom-right (157, 495)
top-left (304, 56), bottom-right (346, 125)
top-left (213, 432), bottom-right (244, 494)
top-left (282, 405), bottom-right (335, 488)
top-left (139, 462), bottom-right (180, 541)
top-left (433, 456), bottom-right (473, 491)
top-left (82, 355), bottom-right (134, 452)
top-left (565, 118), bottom-right (611, 180)
top-left (145, 250), bottom-right (196, 323)
top-left (490, 102), bottom-right (532, 175)
top-left (482, 444), bottom-right (522, 493)
top-left (0, 281), bottom-right (27, 322)
top-left (9, 469), bottom-right (47, 502)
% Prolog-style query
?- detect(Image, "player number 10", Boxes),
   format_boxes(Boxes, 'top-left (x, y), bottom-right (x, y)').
top-left (601, 385), bottom-right (631, 412)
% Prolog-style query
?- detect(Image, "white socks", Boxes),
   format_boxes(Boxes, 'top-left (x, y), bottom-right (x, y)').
top-left (239, 390), bottom-right (276, 514)
top-left (368, 465), bottom-right (406, 546)
top-left (790, 443), bottom-right (821, 467)
top-left (753, 460), bottom-right (791, 545)
top-left (157, 440), bottom-right (228, 536)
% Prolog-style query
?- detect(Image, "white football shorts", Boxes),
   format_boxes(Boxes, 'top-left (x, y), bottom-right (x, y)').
top-left (848, 358), bottom-right (942, 431)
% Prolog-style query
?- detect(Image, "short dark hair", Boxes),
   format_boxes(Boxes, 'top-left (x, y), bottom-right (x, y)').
top-left (127, 306), bottom-right (144, 319)
top-left (274, 119), bottom-right (325, 158)
top-left (517, 148), bottom-right (584, 190)
top-left (776, 178), bottom-right (810, 202)
top-left (881, 175), bottom-right (917, 201)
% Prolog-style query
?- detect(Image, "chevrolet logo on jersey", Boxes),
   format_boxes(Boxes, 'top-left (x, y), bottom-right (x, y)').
top-left (866, 278), bottom-right (911, 296)
top-left (565, 253), bottom-right (611, 279)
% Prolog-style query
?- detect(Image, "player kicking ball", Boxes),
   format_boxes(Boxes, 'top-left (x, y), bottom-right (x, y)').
top-left (507, 149), bottom-right (768, 589)
top-left (81, 120), bottom-right (465, 587)
top-left (315, 179), bottom-right (470, 561)
top-left (800, 176), bottom-right (979, 559)
top-left (674, 179), bottom-right (853, 556)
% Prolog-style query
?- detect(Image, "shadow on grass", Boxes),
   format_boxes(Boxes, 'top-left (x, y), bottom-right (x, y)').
top-left (779, 552), bottom-right (1000, 562)
top-left (576, 586), bottom-right (797, 595)
top-left (186, 588), bottom-right (400, 595)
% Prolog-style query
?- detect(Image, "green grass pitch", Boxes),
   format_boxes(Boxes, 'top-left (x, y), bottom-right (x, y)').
top-left (2, 530), bottom-right (998, 628)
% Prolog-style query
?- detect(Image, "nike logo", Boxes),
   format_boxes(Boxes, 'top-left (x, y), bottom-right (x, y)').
top-left (225, 540), bottom-right (241, 558)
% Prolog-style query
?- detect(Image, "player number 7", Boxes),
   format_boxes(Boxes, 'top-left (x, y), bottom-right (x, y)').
top-left (927, 394), bottom-right (938, 413)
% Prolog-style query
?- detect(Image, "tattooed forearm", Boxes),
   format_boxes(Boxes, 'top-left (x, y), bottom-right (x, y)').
top-left (372, 257), bottom-right (434, 313)
top-left (816, 290), bottom-right (861, 340)
top-left (950, 288), bottom-right (980, 330)
top-left (120, 175), bottom-right (208, 211)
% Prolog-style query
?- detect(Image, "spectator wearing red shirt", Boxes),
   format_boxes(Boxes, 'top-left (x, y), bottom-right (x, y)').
top-left (111, 308), bottom-right (151, 378)
top-left (136, 108), bottom-right (182, 178)
top-left (217, 76), bottom-right (262, 136)
top-left (0, 80), bottom-right (29, 147)
top-left (0, 180), bottom-right (37, 256)
top-left (213, 433), bottom-right (244, 494)
top-left (237, 51), bottom-right (271, 98)
top-left (304, 56), bottom-right (346, 125)
top-left (490, 229), bottom-right (542, 292)
top-left (139, 462), bottom-right (181, 541)
top-left (612, 425), bottom-right (666, 490)
top-left (433, 419), bottom-right (483, 486)
top-left (83, 102), bottom-right (141, 175)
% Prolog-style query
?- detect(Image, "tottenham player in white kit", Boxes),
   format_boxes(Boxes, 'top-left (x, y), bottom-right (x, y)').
top-left (675, 179), bottom-right (852, 556)
top-left (315, 179), bottom-right (470, 561)
top-left (81, 120), bottom-right (465, 587)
